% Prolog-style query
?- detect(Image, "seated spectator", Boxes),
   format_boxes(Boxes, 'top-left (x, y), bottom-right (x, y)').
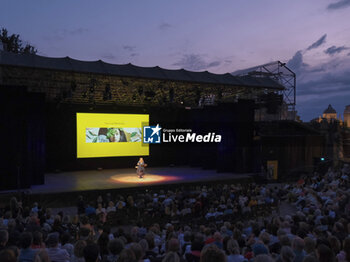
top-left (316, 244), bottom-right (335, 262)
top-left (212, 232), bottom-right (223, 249)
top-left (0, 230), bottom-right (9, 251)
top-left (292, 237), bottom-right (306, 262)
top-left (46, 232), bottom-right (70, 262)
top-left (83, 243), bottom-right (100, 262)
top-left (117, 248), bottom-right (136, 262)
top-left (252, 243), bottom-right (269, 258)
top-left (18, 232), bottom-right (37, 262)
top-left (200, 245), bottom-right (226, 262)
top-left (336, 237), bottom-right (350, 262)
top-left (61, 232), bottom-right (74, 258)
top-left (72, 240), bottom-right (86, 262)
top-left (107, 238), bottom-right (124, 262)
top-left (278, 246), bottom-right (295, 262)
top-left (34, 249), bottom-right (50, 262)
top-left (31, 231), bottom-right (45, 249)
top-left (130, 243), bottom-right (149, 262)
top-left (303, 237), bottom-right (316, 257)
top-left (254, 254), bottom-right (274, 262)
top-left (226, 239), bottom-right (244, 262)
top-left (163, 251), bottom-right (180, 262)
top-left (0, 249), bottom-right (17, 262)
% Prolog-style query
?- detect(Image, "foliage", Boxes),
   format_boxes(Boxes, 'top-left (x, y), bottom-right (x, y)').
top-left (106, 128), bottom-right (117, 139)
top-left (0, 28), bottom-right (37, 54)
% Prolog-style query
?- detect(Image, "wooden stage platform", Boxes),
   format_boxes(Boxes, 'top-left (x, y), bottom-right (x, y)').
top-left (23, 167), bottom-right (252, 194)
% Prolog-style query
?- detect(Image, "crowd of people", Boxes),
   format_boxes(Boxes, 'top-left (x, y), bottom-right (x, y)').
top-left (0, 163), bottom-right (349, 262)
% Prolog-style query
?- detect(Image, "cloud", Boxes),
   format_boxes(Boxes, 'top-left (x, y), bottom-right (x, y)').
top-left (159, 22), bottom-right (172, 31)
top-left (327, 0), bottom-right (350, 10)
top-left (63, 28), bottom-right (89, 35)
top-left (130, 53), bottom-right (139, 57)
top-left (307, 34), bottom-right (327, 50)
top-left (294, 57), bottom-right (350, 120)
top-left (43, 27), bottom-right (89, 41)
top-left (123, 45), bottom-right (136, 52)
top-left (172, 54), bottom-right (221, 71)
top-left (101, 53), bottom-right (116, 60)
top-left (324, 45), bottom-right (349, 55)
top-left (286, 50), bottom-right (308, 73)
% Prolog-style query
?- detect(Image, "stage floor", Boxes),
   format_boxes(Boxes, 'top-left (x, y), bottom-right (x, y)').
top-left (28, 167), bottom-right (252, 194)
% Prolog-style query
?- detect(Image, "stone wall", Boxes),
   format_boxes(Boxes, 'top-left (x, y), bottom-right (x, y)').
top-left (0, 65), bottom-right (269, 107)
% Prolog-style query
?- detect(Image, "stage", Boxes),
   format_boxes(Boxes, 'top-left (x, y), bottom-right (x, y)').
top-left (24, 167), bottom-right (252, 194)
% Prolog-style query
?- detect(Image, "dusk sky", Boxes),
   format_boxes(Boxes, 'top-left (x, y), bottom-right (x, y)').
top-left (1, 0), bottom-right (350, 121)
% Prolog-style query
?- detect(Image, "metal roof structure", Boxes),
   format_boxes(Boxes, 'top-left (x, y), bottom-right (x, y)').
top-left (233, 61), bottom-right (296, 110)
top-left (0, 51), bottom-right (283, 90)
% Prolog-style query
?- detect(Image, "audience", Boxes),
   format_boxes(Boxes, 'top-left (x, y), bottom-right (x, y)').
top-left (0, 163), bottom-right (349, 262)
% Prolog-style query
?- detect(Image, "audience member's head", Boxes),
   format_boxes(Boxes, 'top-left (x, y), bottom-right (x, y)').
top-left (32, 231), bottom-right (43, 247)
top-left (34, 249), bottom-right (50, 262)
top-left (200, 245), bottom-right (226, 262)
top-left (317, 244), bottom-right (334, 262)
top-left (74, 240), bottom-right (87, 258)
top-left (280, 246), bottom-right (295, 262)
top-left (167, 238), bottom-right (180, 253)
top-left (46, 232), bottom-right (59, 248)
top-left (253, 243), bottom-right (268, 257)
top-left (292, 237), bottom-right (305, 252)
top-left (343, 237), bottom-right (350, 262)
top-left (0, 249), bottom-right (16, 262)
top-left (302, 255), bottom-right (318, 262)
top-left (117, 248), bottom-right (136, 262)
top-left (83, 243), bottom-right (99, 262)
top-left (254, 254), bottom-right (274, 262)
top-left (226, 239), bottom-right (240, 255)
top-left (162, 251), bottom-right (180, 262)
top-left (129, 243), bottom-right (144, 261)
top-left (0, 230), bottom-right (9, 247)
top-left (304, 237), bottom-right (316, 254)
top-left (108, 238), bottom-right (124, 256)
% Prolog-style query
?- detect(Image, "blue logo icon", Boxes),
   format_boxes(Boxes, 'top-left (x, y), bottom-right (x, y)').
top-left (143, 124), bottom-right (161, 143)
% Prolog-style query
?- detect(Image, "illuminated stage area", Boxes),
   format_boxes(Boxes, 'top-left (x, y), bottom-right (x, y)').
top-left (111, 174), bottom-right (181, 184)
top-left (28, 167), bottom-right (252, 194)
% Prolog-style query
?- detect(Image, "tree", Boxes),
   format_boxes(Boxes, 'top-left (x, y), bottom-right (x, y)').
top-left (0, 27), bottom-right (37, 54)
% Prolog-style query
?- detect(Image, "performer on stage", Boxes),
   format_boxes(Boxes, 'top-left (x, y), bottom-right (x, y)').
top-left (136, 157), bottom-right (147, 178)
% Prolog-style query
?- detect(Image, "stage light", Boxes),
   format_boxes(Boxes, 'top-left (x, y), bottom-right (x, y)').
top-left (320, 157), bottom-right (325, 161)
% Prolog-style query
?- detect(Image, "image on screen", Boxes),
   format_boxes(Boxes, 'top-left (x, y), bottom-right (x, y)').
top-left (77, 113), bottom-right (149, 158)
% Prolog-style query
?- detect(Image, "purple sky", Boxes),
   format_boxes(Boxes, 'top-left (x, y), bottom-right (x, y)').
top-left (1, 0), bottom-right (350, 121)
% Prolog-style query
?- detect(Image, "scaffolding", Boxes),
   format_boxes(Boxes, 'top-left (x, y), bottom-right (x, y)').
top-left (233, 61), bottom-right (296, 112)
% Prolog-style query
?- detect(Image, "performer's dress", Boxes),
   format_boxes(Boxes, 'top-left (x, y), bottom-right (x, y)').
top-left (136, 161), bottom-right (145, 178)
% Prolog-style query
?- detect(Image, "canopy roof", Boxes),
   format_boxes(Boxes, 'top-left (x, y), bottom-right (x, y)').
top-left (0, 51), bottom-right (283, 90)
